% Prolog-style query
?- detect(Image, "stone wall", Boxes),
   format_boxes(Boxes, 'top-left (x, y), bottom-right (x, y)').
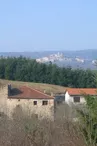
top-left (0, 85), bottom-right (8, 114)
top-left (7, 98), bottom-right (54, 119)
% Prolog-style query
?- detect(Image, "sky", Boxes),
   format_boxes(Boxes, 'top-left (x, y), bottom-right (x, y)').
top-left (0, 0), bottom-right (97, 52)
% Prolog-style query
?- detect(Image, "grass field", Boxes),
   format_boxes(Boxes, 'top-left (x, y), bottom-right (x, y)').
top-left (0, 79), bottom-right (65, 95)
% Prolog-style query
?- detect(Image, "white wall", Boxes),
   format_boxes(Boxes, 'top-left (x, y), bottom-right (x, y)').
top-left (65, 91), bottom-right (86, 105)
top-left (65, 91), bottom-right (72, 104)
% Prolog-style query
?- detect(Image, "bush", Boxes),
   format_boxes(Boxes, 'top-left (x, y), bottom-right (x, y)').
top-left (0, 105), bottom-right (86, 146)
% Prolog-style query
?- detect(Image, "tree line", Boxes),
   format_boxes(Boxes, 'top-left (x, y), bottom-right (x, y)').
top-left (0, 56), bottom-right (96, 88)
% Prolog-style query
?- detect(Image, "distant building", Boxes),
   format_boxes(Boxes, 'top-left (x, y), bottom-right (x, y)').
top-left (75, 57), bottom-right (84, 63)
top-left (36, 52), bottom-right (64, 63)
top-left (92, 60), bottom-right (97, 65)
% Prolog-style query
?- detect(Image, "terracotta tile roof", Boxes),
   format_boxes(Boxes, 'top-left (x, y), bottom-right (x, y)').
top-left (66, 88), bottom-right (97, 96)
top-left (8, 86), bottom-right (54, 99)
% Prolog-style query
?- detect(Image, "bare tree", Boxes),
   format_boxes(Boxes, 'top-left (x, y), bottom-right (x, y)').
top-left (0, 104), bottom-right (86, 146)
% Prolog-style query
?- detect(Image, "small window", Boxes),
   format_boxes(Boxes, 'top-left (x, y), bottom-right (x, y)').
top-left (33, 101), bottom-right (37, 105)
top-left (73, 96), bottom-right (80, 103)
top-left (42, 101), bottom-right (48, 105)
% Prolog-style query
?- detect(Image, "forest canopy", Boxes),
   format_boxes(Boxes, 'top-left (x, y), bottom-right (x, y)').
top-left (0, 57), bottom-right (96, 88)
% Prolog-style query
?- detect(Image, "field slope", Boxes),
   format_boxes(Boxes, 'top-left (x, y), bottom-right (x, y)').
top-left (0, 79), bottom-right (65, 95)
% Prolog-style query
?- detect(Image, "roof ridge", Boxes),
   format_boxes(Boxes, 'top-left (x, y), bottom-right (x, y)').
top-left (22, 86), bottom-right (54, 99)
top-left (66, 88), bottom-right (97, 89)
top-left (66, 88), bottom-right (97, 90)
top-left (66, 88), bottom-right (97, 95)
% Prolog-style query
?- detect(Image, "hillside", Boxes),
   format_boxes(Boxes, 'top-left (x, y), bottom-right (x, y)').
top-left (0, 57), bottom-right (96, 88)
top-left (0, 79), bottom-right (65, 95)
top-left (1, 49), bottom-right (97, 59)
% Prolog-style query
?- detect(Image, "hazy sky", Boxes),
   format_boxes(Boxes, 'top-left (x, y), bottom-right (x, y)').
top-left (0, 0), bottom-right (97, 52)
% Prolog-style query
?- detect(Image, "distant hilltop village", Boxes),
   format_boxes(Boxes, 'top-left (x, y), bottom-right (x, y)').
top-left (36, 52), bottom-right (85, 63)
top-left (0, 51), bottom-right (97, 68)
top-left (36, 52), bottom-right (64, 63)
top-left (92, 60), bottom-right (97, 65)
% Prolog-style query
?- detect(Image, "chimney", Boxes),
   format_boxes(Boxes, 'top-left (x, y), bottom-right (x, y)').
top-left (8, 84), bottom-right (11, 96)
top-left (44, 90), bottom-right (46, 94)
top-left (51, 92), bottom-right (54, 97)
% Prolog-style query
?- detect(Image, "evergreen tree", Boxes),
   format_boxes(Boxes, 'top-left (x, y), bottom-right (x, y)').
top-left (0, 57), bottom-right (96, 88)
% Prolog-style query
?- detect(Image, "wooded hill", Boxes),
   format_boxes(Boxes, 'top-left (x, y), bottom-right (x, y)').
top-left (0, 57), bottom-right (96, 88)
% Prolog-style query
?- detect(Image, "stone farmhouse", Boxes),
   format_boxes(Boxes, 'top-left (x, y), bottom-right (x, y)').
top-left (0, 84), bottom-right (54, 119)
top-left (65, 88), bottom-right (97, 104)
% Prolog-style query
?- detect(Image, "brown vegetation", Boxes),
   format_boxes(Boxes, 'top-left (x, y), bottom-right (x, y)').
top-left (0, 104), bottom-right (86, 146)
